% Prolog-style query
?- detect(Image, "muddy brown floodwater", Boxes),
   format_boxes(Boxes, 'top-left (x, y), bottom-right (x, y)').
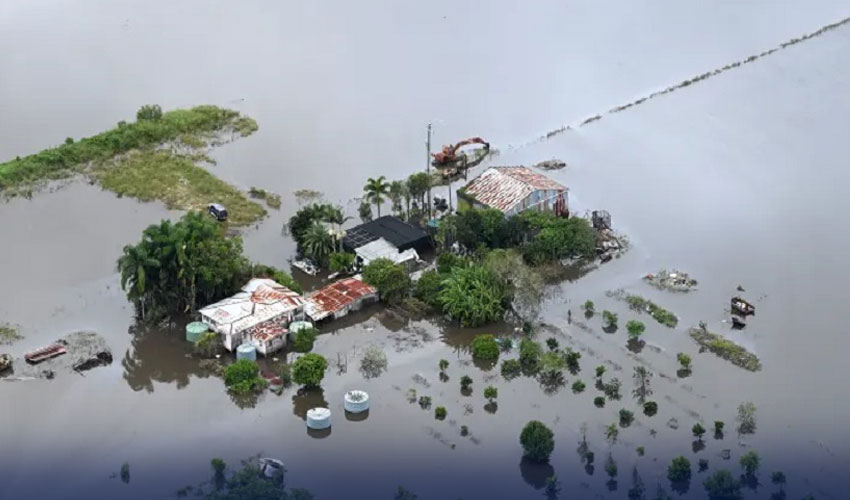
top-left (3, 1), bottom-right (850, 499)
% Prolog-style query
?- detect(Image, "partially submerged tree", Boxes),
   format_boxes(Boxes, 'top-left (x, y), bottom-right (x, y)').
top-left (359, 345), bottom-right (388, 379)
top-left (626, 320), bottom-right (645, 340)
top-left (362, 258), bottom-right (410, 305)
top-left (667, 456), bottom-right (692, 484)
top-left (438, 264), bottom-right (506, 327)
top-left (703, 469), bottom-right (742, 500)
top-left (736, 401), bottom-right (757, 435)
top-left (224, 359), bottom-right (266, 395)
top-left (471, 334), bottom-right (500, 360)
top-left (739, 450), bottom-right (760, 477)
top-left (291, 353), bottom-right (328, 388)
top-left (677, 353), bottom-right (692, 373)
top-left (692, 423), bottom-right (706, 442)
top-left (520, 421), bottom-right (555, 462)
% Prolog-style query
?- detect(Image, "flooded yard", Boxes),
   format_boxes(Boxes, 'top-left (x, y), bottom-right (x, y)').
top-left (2, 1), bottom-right (850, 499)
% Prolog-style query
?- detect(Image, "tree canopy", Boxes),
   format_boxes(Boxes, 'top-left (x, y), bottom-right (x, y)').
top-left (438, 264), bottom-right (506, 327)
top-left (291, 353), bottom-right (328, 388)
top-left (362, 258), bottom-right (411, 304)
top-left (520, 420), bottom-right (555, 462)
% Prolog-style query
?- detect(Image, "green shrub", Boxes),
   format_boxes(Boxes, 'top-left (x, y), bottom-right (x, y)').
top-left (460, 375), bottom-right (473, 390)
top-left (692, 423), bottom-right (706, 440)
top-left (328, 252), bottom-right (355, 273)
top-left (595, 365), bottom-right (606, 378)
top-left (224, 359), bottom-right (265, 395)
top-left (520, 421), bottom-right (555, 462)
top-left (667, 456), bottom-right (691, 483)
top-left (438, 264), bottom-right (506, 327)
top-left (471, 334), bottom-right (500, 360)
top-left (626, 320), bottom-right (645, 339)
top-left (484, 386), bottom-right (498, 401)
top-left (583, 300), bottom-right (595, 313)
top-left (501, 359), bottom-right (521, 379)
top-left (439, 359), bottom-right (449, 372)
top-left (643, 401), bottom-right (658, 416)
top-left (291, 353), bottom-right (328, 388)
top-left (677, 352), bottom-right (692, 371)
top-left (194, 331), bottom-right (219, 358)
top-left (602, 310), bottom-right (618, 327)
top-left (211, 458), bottom-right (226, 477)
top-left (519, 339), bottom-right (542, 373)
top-left (571, 380), bottom-right (586, 393)
top-left (434, 406), bottom-right (447, 420)
top-left (594, 396), bottom-right (606, 408)
top-left (619, 409), bottom-right (634, 427)
top-left (291, 327), bottom-right (317, 353)
top-left (136, 104), bottom-right (163, 121)
top-left (362, 258), bottom-right (410, 304)
top-left (415, 269), bottom-right (444, 308)
top-left (545, 337), bottom-right (559, 351)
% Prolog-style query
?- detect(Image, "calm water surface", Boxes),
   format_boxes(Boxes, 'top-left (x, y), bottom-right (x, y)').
top-left (2, 2), bottom-right (850, 499)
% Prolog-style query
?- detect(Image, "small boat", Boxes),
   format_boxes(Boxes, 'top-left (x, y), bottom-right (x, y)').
top-left (258, 458), bottom-right (285, 479)
top-left (730, 296), bottom-right (755, 316)
top-left (731, 316), bottom-right (746, 329)
top-left (25, 343), bottom-right (67, 364)
top-left (0, 354), bottom-right (12, 372)
top-left (292, 259), bottom-right (319, 276)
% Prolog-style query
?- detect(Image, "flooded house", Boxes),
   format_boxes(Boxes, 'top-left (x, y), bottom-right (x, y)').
top-left (304, 277), bottom-right (379, 322)
top-left (457, 166), bottom-right (568, 217)
top-left (198, 278), bottom-right (306, 355)
top-left (342, 215), bottom-right (431, 269)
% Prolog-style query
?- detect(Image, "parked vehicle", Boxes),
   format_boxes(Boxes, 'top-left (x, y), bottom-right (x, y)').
top-left (208, 203), bottom-right (228, 221)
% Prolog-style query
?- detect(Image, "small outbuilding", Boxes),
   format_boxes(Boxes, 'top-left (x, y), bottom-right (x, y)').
top-left (304, 277), bottom-right (379, 322)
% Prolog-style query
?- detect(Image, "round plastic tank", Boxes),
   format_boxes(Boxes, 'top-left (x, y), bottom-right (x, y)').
top-left (185, 322), bottom-right (209, 343)
top-left (289, 321), bottom-right (313, 333)
top-left (344, 390), bottom-right (370, 413)
top-left (236, 343), bottom-right (257, 361)
top-left (306, 408), bottom-right (332, 429)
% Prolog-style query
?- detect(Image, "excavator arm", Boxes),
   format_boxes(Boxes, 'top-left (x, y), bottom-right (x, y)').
top-left (432, 137), bottom-right (489, 165)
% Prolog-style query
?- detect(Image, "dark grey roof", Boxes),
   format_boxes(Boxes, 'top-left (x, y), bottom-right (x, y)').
top-left (343, 216), bottom-right (430, 252)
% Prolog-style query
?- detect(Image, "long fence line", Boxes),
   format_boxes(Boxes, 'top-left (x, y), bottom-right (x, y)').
top-left (510, 14), bottom-right (850, 150)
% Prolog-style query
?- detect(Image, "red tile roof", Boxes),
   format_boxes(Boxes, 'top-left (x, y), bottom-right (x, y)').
top-left (461, 167), bottom-right (566, 213)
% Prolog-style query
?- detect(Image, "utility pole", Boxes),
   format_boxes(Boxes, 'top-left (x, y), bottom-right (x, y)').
top-left (426, 123), bottom-right (432, 221)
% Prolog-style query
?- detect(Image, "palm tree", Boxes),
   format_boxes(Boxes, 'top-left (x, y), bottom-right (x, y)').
top-left (301, 222), bottom-right (335, 266)
top-left (117, 244), bottom-right (160, 319)
top-left (364, 176), bottom-right (390, 217)
top-left (320, 204), bottom-right (350, 252)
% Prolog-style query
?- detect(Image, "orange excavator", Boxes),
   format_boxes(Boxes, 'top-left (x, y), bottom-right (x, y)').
top-left (432, 137), bottom-right (490, 167)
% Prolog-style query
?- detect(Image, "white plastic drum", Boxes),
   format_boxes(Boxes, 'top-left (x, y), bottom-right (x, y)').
top-left (236, 343), bottom-right (257, 361)
top-left (306, 407), bottom-right (332, 429)
top-left (344, 390), bottom-right (370, 413)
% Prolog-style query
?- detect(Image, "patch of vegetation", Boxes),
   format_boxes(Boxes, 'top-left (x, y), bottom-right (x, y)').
top-left (689, 328), bottom-right (762, 371)
top-left (359, 345), bottom-right (388, 379)
top-left (291, 353), bottom-right (328, 388)
top-left (626, 320), bottom-right (645, 340)
top-left (619, 409), bottom-right (634, 427)
top-left (0, 324), bottom-right (22, 345)
top-left (287, 203), bottom-right (346, 265)
top-left (92, 150), bottom-right (266, 226)
top-left (291, 327), bottom-right (318, 353)
top-left (519, 339), bottom-right (543, 374)
top-left (595, 365), bottom-right (606, 378)
top-left (328, 252), bottom-right (355, 274)
top-left (643, 401), bottom-right (658, 416)
top-left (520, 420), bottom-right (555, 462)
top-left (438, 263), bottom-right (506, 327)
top-left (736, 401), bottom-right (757, 435)
top-left (594, 396), bottom-right (606, 408)
top-left (571, 379), bottom-right (586, 393)
top-left (224, 359), bottom-right (266, 395)
top-left (118, 212), bottom-right (287, 321)
top-left (471, 334), bottom-right (500, 360)
top-left (667, 456), bottom-right (691, 483)
top-left (120, 462), bottom-right (130, 484)
top-left (602, 310), bottom-right (618, 329)
top-left (617, 292), bottom-right (678, 327)
top-left (414, 269), bottom-right (444, 310)
top-left (460, 375), bottom-right (473, 390)
top-left (484, 385), bottom-right (498, 402)
top-left (248, 187), bottom-right (282, 209)
top-left (703, 469), bottom-right (741, 500)
top-left (250, 264), bottom-right (302, 294)
top-left (501, 359), bottom-right (521, 379)
top-left (602, 378), bottom-right (622, 400)
top-left (1, 105), bottom-right (261, 215)
top-left (362, 258), bottom-right (411, 305)
top-left (194, 331), bottom-right (220, 358)
top-left (434, 406), bottom-right (447, 420)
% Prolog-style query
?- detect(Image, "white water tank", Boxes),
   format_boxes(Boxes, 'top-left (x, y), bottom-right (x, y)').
top-left (236, 343), bottom-right (257, 361)
top-left (306, 407), bottom-right (332, 429)
top-left (344, 390), bottom-right (370, 413)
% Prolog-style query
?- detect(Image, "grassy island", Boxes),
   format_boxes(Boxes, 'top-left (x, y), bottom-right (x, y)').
top-left (0, 105), bottom-right (265, 225)
top-left (689, 327), bottom-right (762, 371)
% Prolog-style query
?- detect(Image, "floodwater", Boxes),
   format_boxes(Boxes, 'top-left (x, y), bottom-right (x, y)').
top-left (2, 1), bottom-right (850, 499)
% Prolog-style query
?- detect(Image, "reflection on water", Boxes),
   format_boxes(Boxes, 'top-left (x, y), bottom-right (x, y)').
top-left (122, 323), bottom-right (206, 392)
top-left (292, 388), bottom-right (328, 421)
top-left (307, 427), bottom-right (332, 439)
top-left (519, 457), bottom-right (555, 490)
top-left (344, 409), bottom-right (369, 422)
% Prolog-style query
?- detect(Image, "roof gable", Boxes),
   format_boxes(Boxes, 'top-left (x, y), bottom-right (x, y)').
top-left (462, 167), bottom-right (566, 213)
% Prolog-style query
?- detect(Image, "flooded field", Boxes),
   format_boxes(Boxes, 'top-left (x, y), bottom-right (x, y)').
top-left (2, 1), bottom-right (850, 499)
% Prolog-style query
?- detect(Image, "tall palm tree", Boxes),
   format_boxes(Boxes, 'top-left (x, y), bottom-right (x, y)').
top-left (117, 244), bottom-right (160, 319)
top-left (301, 222), bottom-right (335, 266)
top-left (320, 204), bottom-right (351, 252)
top-left (364, 176), bottom-right (390, 217)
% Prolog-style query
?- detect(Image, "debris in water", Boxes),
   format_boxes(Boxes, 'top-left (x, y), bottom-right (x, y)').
top-left (10, 331), bottom-right (112, 379)
top-left (643, 268), bottom-right (698, 292)
top-left (534, 159), bottom-right (567, 170)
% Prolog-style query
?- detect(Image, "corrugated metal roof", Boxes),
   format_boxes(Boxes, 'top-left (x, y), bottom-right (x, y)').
top-left (461, 167), bottom-right (566, 213)
top-left (304, 277), bottom-right (378, 321)
top-left (199, 279), bottom-right (304, 334)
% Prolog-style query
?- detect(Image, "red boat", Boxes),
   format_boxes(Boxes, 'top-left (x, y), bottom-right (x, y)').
top-left (25, 343), bottom-right (67, 364)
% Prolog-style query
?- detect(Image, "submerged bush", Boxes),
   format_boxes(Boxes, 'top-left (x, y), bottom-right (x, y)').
top-left (520, 421), bottom-right (555, 462)
top-left (224, 359), bottom-right (266, 395)
top-left (471, 334), bottom-right (500, 360)
top-left (291, 353), bottom-right (328, 388)
top-left (291, 327), bottom-right (317, 353)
